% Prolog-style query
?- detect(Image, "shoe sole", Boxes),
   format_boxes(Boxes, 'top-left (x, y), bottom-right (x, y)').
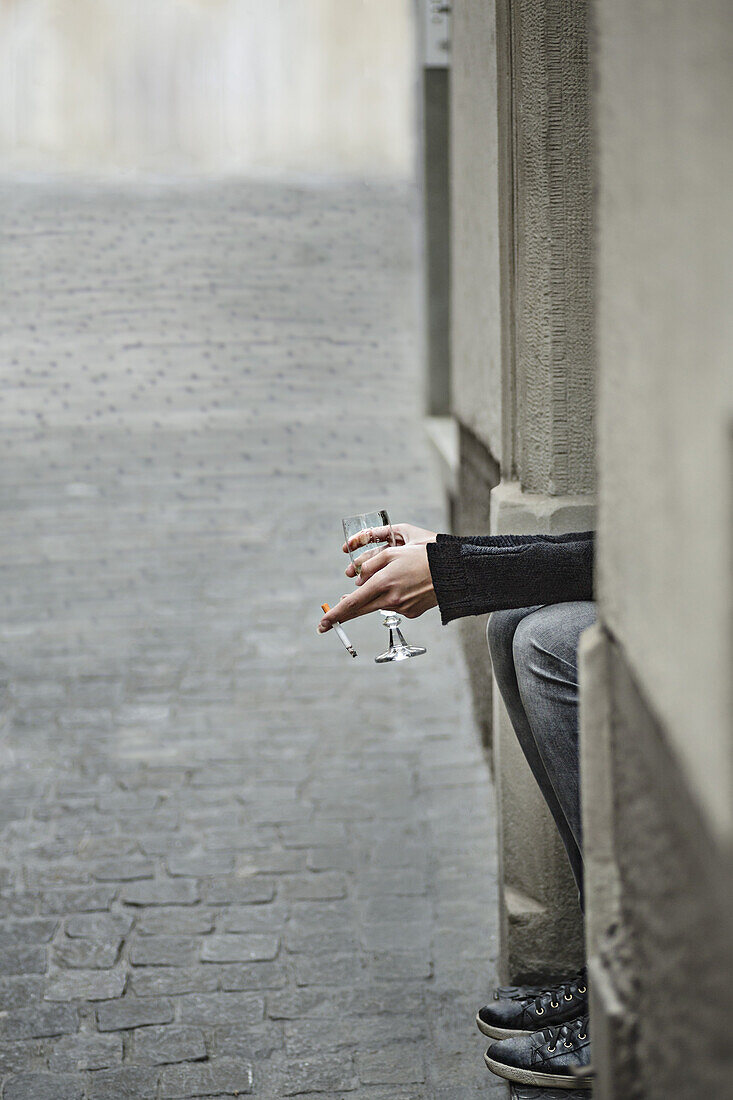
top-left (484, 1050), bottom-right (589, 1089)
top-left (475, 1012), bottom-right (533, 1040)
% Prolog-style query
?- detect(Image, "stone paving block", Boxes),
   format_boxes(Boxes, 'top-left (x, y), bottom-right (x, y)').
top-left (44, 968), bottom-right (126, 1002)
top-left (0, 920), bottom-right (58, 947)
top-left (53, 936), bottom-right (122, 970)
top-left (279, 824), bottom-right (348, 849)
top-left (136, 907), bottom-right (216, 936)
top-left (39, 886), bottom-right (116, 914)
top-left (361, 896), bottom-right (432, 925)
top-left (85, 1066), bottom-right (160, 1099)
top-left (369, 950), bottom-right (433, 980)
top-left (0, 1005), bottom-right (79, 1040)
top-left (217, 962), bottom-right (288, 991)
top-left (130, 1024), bottom-right (206, 1066)
top-left (167, 852), bottom-right (236, 878)
top-left (200, 934), bottom-right (279, 963)
top-left (177, 991), bottom-right (265, 1027)
top-left (283, 928), bottom-right (359, 956)
top-left (266, 986), bottom-right (425, 1022)
top-left (280, 874), bottom-right (348, 901)
top-left (91, 859), bottom-right (155, 882)
top-left (202, 831), bottom-right (278, 854)
top-left (121, 878), bottom-right (200, 907)
top-left (284, 1014), bottom-right (426, 1055)
top-left (130, 966), bottom-right (220, 997)
top-left (305, 846), bottom-right (361, 872)
top-left (356, 1044), bottom-right (426, 1085)
top-left (292, 952), bottom-right (364, 988)
top-left (0, 1041), bottom-right (46, 1075)
top-left (200, 878), bottom-right (275, 905)
top-left (130, 935), bottom-right (198, 967)
top-left (212, 1023), bottom-right (283, 1061)
top-left (159, 1056), bottom-right (254, 1097)
top-left (215, 904), bottom-right (288, 934)
top-left (2, 1073), bottom-right (85, 1100)
top-left (279, 1052), bottom-right (358, 1096)
top-left (49, 1031), bottom-right (123, 1072)
top-left (360, 921), bottom-right (432, 952)
top-left (237, 848), bottom-right (304, 875)
top-left (0, 981), bottom-right (42, 1012)
top-left (137, 834), bottom-right (199, 858)
top-left (0, 978), bottom-right (45, 1010)
top-left (96, 995), bottom-right (175, 1031)
top-left (0, 894), bottom-right (36, 920)
top-left (65, 913), bottom-right (133, 939)
top-left (0, 947), bottom-right (46, 975)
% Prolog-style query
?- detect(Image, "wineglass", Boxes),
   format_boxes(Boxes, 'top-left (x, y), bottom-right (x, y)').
top-left (341, 510), bottom-right (427, 664)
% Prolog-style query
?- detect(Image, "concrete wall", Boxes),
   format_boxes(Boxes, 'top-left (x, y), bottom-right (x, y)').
top-left (594, 0), bottom-right (733, 837)
top-left (582, 1), bottom-right (733, 1093)
top-left (0, 0), bottom-right (414, 176)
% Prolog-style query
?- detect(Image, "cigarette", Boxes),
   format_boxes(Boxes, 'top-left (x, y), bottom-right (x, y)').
top-left (320, 603), bottom-right (357, 658)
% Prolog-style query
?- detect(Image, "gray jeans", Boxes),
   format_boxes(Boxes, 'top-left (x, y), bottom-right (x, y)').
top-left (487, 601), bottom-right (597, 901)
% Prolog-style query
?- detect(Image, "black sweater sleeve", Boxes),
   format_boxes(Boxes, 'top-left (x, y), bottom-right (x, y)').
top-left (426, 530), bottom-right (594, 624)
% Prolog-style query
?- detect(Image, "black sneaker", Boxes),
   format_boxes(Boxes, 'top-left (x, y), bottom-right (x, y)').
top-left (484, 1013), bottom-right (592, 1090)
top-left (476, 969), bottom-right (587, 1039)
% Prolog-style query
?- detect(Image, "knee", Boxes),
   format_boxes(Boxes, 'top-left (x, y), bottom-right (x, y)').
top-left (487, 609), bottom-right (520, 667)
top-left (512, 602), bottom-right (596, 681)
top-left (511, 608), bottom-right (555, 678)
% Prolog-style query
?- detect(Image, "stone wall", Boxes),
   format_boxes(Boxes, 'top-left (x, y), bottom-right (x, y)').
top-left (0, 0), bottom-right (414, 175)
top-left (583, 1), bottom-right (733, 1093)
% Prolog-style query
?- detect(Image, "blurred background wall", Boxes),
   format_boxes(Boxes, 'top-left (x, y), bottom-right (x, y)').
top-left (0, 0), bottom-right (414, 176)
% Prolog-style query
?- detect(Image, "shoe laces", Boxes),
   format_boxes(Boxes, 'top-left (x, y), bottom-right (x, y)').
top-left (531, 968), bottom-right (587, 1016)
top-left (541, 1013), bottom-right (589, 1054)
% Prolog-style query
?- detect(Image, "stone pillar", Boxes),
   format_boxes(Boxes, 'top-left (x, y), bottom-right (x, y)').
top-left (447, 0), bottom-right (595, 977)
top-left (447, 0), bottom-right (504, 750)
top-left (491, 486), bottom-right (594, 982)
top-left (491, 0), bottom-right (595, 981)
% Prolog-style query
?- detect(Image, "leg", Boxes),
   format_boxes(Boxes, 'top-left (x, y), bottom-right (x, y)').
top-left (488, 606), bottom-right (585, 895)
top-left (511, 601), bottom-right (597, 897)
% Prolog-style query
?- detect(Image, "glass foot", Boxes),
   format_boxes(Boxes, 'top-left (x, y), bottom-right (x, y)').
top-left (374, 612), bottom-right (427, 664)
top-left (374, 642), bottom-right (427, 664)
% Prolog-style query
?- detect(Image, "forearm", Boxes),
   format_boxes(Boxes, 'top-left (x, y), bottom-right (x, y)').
top-left (426, 531), bottom-right (595, 623)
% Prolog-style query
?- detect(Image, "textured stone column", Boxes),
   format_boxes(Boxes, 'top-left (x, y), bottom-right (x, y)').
top-left (491, 0), bottom-right (595, 981)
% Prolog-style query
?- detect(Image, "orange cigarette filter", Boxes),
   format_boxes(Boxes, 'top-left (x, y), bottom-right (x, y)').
top-left (321, 603), bottom-right (330, 614)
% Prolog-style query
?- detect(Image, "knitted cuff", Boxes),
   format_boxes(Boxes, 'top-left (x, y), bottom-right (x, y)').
top-left (427, 539), bottom-right (474, 624)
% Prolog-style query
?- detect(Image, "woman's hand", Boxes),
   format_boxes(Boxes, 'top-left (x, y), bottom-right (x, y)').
top-left (341, 523), bottom-right (437, 578)
top-left (318, 539), bottom-right (438, 633)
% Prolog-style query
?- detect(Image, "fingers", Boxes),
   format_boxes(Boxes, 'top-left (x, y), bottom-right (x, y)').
top-left (341, 525), bottom-right (396, 554)
top-left (353, 546), bottom-right (393, 585)
top-left (344, 548), bottom-right (391, 581)
top-left (318, 582), bottom-right (387, 631)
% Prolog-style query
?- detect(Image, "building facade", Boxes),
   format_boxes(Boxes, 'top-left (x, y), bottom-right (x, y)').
top-left (424, 1), bottom-right (733, 1094)
top-left (0, 0), bottom-right (413, 176)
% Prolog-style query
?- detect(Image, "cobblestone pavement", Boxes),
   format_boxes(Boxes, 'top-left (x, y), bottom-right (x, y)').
top-left (0, 177), bottom-right (506, 1098)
